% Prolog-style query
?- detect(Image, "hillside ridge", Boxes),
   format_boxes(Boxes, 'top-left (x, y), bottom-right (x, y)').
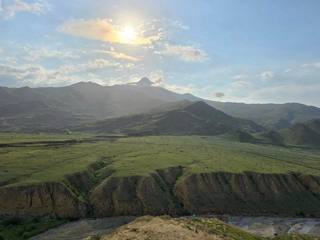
top-left (1, 78), bottom-right (320, 132)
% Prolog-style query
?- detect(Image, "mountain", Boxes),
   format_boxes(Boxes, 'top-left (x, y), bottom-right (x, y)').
top-left (207, 101), bottom-right (320, 129)
top-left (1, 77), bottom-right (320, 132)
top-left (0, 80), bottom-right (176, 132)
top-left (280, 119), bottom-right (320, 147)
top-left (77, 101), bottom-right (264, 135)
top-left (256, 119), bottom-right (320, 147)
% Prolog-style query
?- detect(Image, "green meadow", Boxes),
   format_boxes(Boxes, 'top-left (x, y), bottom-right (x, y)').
top-left (1, 134), bottom-right (320, 187)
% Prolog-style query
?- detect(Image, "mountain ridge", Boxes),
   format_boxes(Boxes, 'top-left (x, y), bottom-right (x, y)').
top-left (77, 101), bottom-right (264, 135)
top-left (1, 77), bottom-right (320, 132)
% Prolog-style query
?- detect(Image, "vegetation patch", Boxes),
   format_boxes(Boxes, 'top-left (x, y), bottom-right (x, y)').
top-left (0, 218), bottom-right (67, 240)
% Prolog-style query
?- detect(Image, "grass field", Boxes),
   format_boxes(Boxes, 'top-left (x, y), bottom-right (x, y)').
top-left (1, 135), bottom-right (320, 187)
top-left (0, 133), bottom-right (92, 144)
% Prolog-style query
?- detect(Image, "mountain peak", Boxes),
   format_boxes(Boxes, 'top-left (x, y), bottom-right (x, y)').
top-left (136, 77), bottom-right (154, 87)
top-left (70, 81), bottom-right (102, 88)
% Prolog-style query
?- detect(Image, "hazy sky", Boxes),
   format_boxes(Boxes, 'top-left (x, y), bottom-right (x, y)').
top-left (1, 0), bottom-right (320, 106)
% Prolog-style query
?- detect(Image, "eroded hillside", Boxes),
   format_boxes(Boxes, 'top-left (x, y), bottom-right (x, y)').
top-left (1, 135), bottom-right (320, 220)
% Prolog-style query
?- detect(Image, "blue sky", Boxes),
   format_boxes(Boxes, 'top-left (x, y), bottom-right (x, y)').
top-left (1, 0), bottom-right (320, 106)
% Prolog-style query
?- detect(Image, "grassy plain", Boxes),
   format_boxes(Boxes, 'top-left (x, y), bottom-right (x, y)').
top-left (0, 132), bottom-right (92, 144)
top-left (1, 135), bottom-right (320, 187)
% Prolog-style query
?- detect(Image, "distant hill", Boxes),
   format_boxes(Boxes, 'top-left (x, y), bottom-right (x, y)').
top-left (77, 101), bottom-right (264, 135)
top-left (1, 77), bottom-right (320, 132)
top-left (207, 101), bottom-right (320, 129)
top-left (256, 119), bottom-right (320, 147)
top-left (280, 119), bottom-right (320, 147)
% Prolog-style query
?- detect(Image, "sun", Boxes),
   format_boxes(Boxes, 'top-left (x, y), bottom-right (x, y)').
top-left (119, 25), bottom-right (138, 44)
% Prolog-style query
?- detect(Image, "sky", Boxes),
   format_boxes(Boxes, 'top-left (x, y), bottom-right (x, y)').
top-left (1, 0), bottom-right (320, 106)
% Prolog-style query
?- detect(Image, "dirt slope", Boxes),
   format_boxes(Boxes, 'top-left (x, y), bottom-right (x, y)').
top-left (101, 216), bottom-right (224, 240)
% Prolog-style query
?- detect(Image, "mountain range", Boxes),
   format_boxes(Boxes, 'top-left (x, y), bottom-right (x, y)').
top-left (1, 77), bottom-right (320, 134)
top-left (77, 101), bottom-right (264, 135)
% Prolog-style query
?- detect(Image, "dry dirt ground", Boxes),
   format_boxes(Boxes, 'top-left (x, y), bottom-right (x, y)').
top-left (101, 216), bottom-right (222, 240)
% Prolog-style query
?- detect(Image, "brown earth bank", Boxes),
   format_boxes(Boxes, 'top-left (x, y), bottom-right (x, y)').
top-left (1, 166), bottom-right (320, 219)
top-left (0, 182), bottom-right (87, 219)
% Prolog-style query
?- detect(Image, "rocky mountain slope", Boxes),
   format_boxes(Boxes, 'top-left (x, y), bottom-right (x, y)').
top-left (77, 101), bottom-right (264, 135)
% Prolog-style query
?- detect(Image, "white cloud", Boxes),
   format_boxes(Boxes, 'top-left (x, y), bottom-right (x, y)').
top-left (232, 74), bottom-right (248, 80)
top-left (163, 82), bottom-right (196, 94)
top-left (0, 0), bottom-right (49, 20)
top-left (0, 58), bottom-right (131, 86)
top-left (260, 70), bottom-right (274, 80)
top-left (59, 18), bottom-right (162, 45)
top-left (169, 20), bottom-right (190, 30)
top-left (157, 44), bottom-right (208, 62)
top-left (23, 47), bottom-right (78, 61)
top-left (0, 64), bottom-right (79, 86)
top-left (301, 62), bottom-right (320, 69)
top-left (96, 49), bottom-right (140, 62)
top-left (56, 59), bottom-right (123, 75)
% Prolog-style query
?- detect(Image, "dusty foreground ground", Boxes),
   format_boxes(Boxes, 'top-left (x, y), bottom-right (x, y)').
top-left (101, 217), bottom-right (222, 240)
top-left (32, 216), bottom-right (320, 240)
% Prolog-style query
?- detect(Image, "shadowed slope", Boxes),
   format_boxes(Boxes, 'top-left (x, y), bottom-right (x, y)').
top-left (77, 101), bottom-right (264, 135)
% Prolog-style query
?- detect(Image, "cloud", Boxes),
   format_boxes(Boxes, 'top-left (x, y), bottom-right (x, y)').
top-left (0, 58), bottom-right (128, 86)
top-left (157, 44), bottom-right (208, 62)
top-left (301, 62), bottom-right (320, 69)
top-left (0, 0), bottom-right (49, 20)
top-left (169, 20), bottom-right (190, 30)
top-left (97, 49), bottom-right (140, 62)
top-left (213, 92), bottom-right (225, 98)
top-left (23, 47), bottom-right (78, 61)
top-left (59, 18), bottom-right (161, 45)
top-left (260, 70), bottom-right (274, 80)
top-left (57, 59), bottom-right (123, 75)
top-left (163, 83), bottom-right (196, 94)
top-left (247, 83), bottom-right (320, 107)
top-left (0, 64), bottom-right (78, 86)
top-left (230, 80), bottom-right (251, 89)
top-left (232, 74), bottom-right (249, 81)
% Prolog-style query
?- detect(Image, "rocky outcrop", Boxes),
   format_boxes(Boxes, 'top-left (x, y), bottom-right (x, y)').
top-left (2, 166), bottom-right (320, 219)
top-left (0, 182), bottom-right (87, 219)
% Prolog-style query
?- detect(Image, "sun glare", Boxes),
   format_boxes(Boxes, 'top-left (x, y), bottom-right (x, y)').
top-left (119, 25), bottom-right (137, 43)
